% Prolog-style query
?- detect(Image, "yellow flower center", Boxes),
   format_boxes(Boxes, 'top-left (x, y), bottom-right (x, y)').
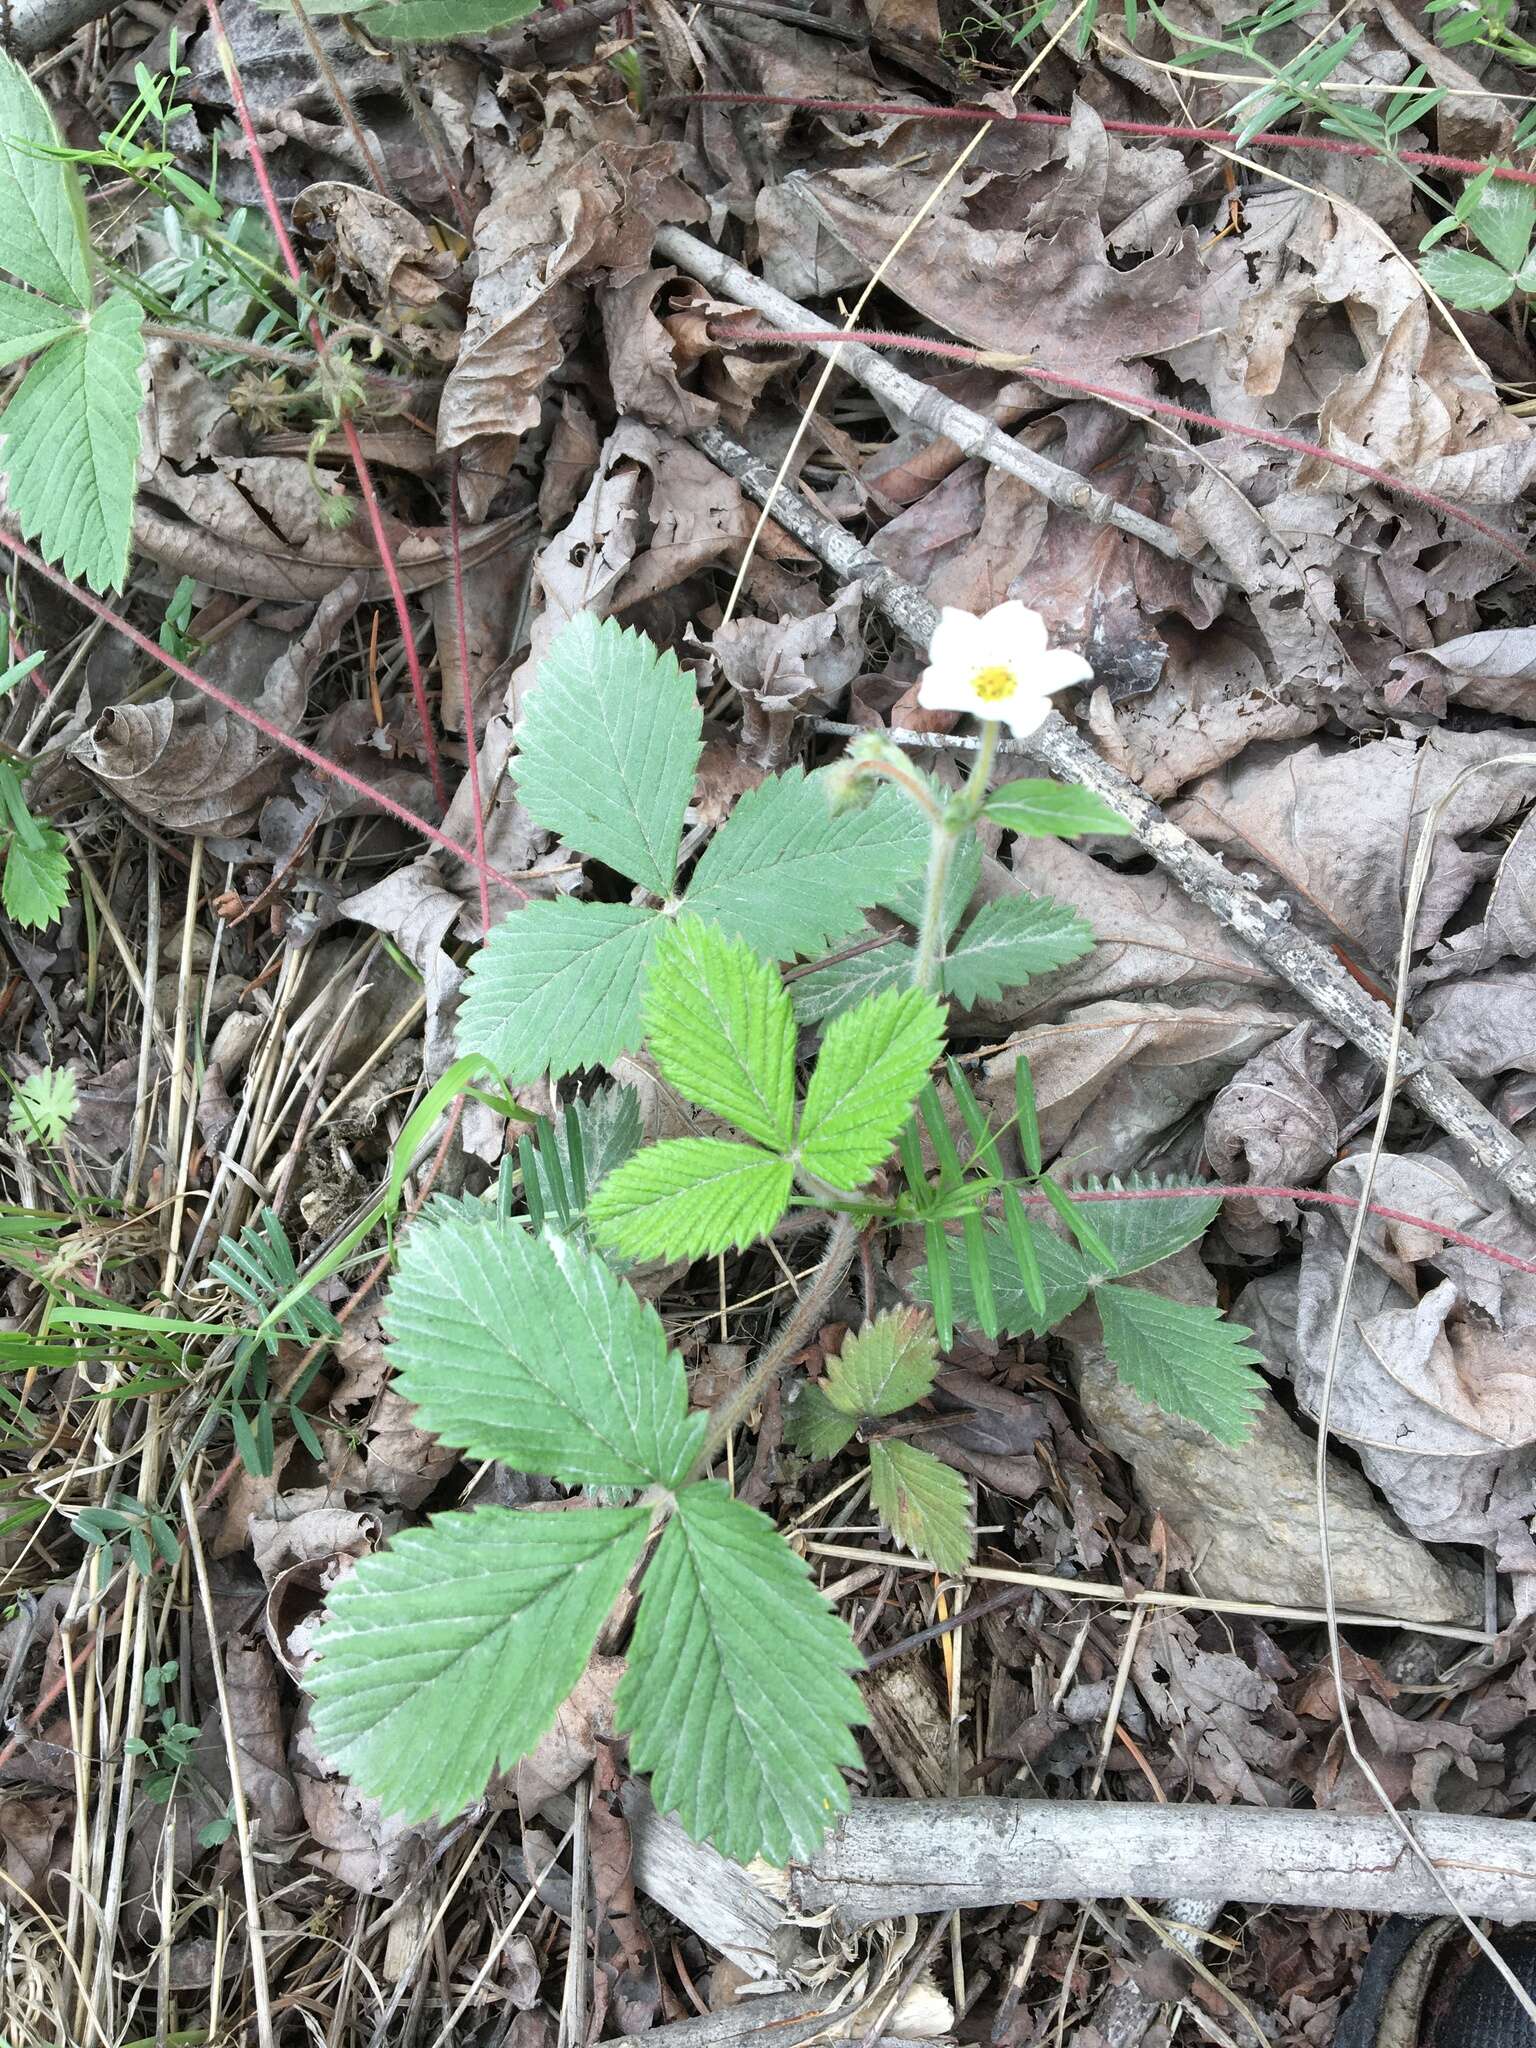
top-left (969, 664), bottom-right (1019, 703)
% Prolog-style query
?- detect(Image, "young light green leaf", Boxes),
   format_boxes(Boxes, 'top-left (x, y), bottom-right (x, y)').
top-left (1465, 176), bottom-right (1536, 273)
top-left (942, 893), bottom-right (1094, 1008)
top-left (686, 771), bottom-right (926, 960)
top-left (1057, 1175), bottom-right (1220, 1279)
top-left (985, 777), bottom-right (1135, 839)
top-left (0, 290), bottom-right (145, 592)
top-left (823, 1307), bottom-right (939, 1419)
top-left (513, 616), bottom-right (700, 895)
top-left (1, 809), bottom-right (69, 928)
top-left (0, 50), bottom-right (91, 307)
top-left (590, 1138), bottom-right (793, 1261)
top-left (916, 1215), bottom-right (1092, 1338)
top-left (309, 1506), bottom-right (649, 1821)
top-left (458, 900), bottom-right (660, 1083)
top-left (868, 1439), bottom-right (973, 1574)
top-left (385, 1206), bottom-right (706, 1487)
top-left (8, 1065), bottom-right (75, 1143)
top-left (1094, 1283), bottom-right (1266, 1445)
top-left (617, 1482), bottom-right (865, 1864)
top-left (797, 985), bottom-right (944, 1188)
top-left (0, 280), bottom-right (76, 369)
top-left (645, 916), bottom-right (796, 1150)
top-left (788, 939), bottom-right (913, 1028)
top-left (1417, 248), bottom-right (1516, 311)
top-left (786, 1381), bottom-right (858, 1460)
top-left (355, 0), bottom-right (540, 33)
top-left (1014, 1055), bottom-right (1042, 1177)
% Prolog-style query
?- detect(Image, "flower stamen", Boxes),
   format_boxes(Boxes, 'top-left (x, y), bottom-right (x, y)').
top-left (969, 664), bottom-right (1019, 703)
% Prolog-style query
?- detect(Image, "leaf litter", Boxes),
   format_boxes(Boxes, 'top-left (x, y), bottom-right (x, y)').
top-left (5, 0), bottom-right (1536, 2042)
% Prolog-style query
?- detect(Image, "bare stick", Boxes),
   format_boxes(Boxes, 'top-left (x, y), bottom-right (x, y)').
top-left (785, 1799), bottom-right (1536, 1927)
top-left (654, 226), bottom-right (1193, 567)
top-left (688, 421), bottom-right (1536, 1217)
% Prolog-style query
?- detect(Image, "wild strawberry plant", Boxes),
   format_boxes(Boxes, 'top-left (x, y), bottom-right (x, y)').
top-left (306, 610), bottom-right (1269, 1865)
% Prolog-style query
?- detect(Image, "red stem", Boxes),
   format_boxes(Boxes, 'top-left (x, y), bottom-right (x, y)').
top-left (718, 326), bottom-right (1532, 571)
top-left (205, 0), bottom-right (448, 814)
top-left (0, 525), bottom-right (525, 895)
top-left (448, 453), bottom-right (492, 937)
top-left (683, 91), bottom-right (1536, 189)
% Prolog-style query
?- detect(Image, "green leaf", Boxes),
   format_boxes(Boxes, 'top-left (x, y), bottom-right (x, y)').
top-left (789, 938), bottom-right (913, 1028)
top-left (916, 1215), bottom-right (1092, 1337)
top-left (1465, 176), bottom-right (1536, 273)
top-left (645, 916), bottom-right (795, 1150)
top-left (0, 51), bottom-right (91, 307)
top-left (985, 777), bottom-right (1134, 839)
top-left (617, 1483), bottom-right (865, 1864)
top-left (0, 280), bottom-right (75, 369)
top-left (942, 893), bottom-right (1094, 1008)
top-left (1417, 248), bottom-right (1516, 311)
top-left (0, 290), bottom-right (145, 592)
top-left (1094, 1284), bottom-right (1266, 1445)
top-left (823, 1307), bottom-right (939, 1418)
top-left (590, 1138), bottom-right (793, 1261)
top-left (1057, 1175), bottom-right (1219, 1279)
top-left (354, 0), bottom-right (540, 34)
top-left (1038, 1173), bottom-right (1119, 1273)
top-left (458, 899), bottom-right (660, 1084)
top-left (878, 829), bottom-right (980, 940)
top-left (1, 810), bottom-right (69, 928)
top-left (686, 771), bottom-right (926, 961)
top-left (786, 1381), bottom-right (858, 1460)
top-left (385, 1206), bottom-right (707, 1487)
top-left (309, 1506), bottom-right (649, 1821)
top-left (797, 986), bottom-right (945, 1188)
top-left (868, 1440), bottom-right (973, 1574)
top-left (9, 1065), bottom-right (75, 1143)
top-left (514, 616), bottom-right (699, 895)
top-left (524, 1084), bottom-right (641, 1219)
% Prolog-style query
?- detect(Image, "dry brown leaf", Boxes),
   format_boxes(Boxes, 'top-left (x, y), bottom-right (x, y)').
top-left (711, 582), bottom-right (863, 769)
top-left (294, 180), bottom-right (460, 325)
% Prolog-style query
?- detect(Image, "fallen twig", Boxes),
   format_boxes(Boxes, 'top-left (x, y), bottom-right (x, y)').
top-left (782, 1799), bottom-right (1536, 1927)
top-left (687, 421), bottom-right (1536, 1216)
top-left (653, 227), bottom-right (1193, 568)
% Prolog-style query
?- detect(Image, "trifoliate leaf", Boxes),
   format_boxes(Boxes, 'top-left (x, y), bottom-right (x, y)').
top-left (797, 985), bottom-right (944, 1188)
top-left (789, 939), bottom-right (913, 1027)
top-left (786, 1381), bottom-right (857, 1460)
top-left (458, 899), bottom-right (660, 1084)
top-left (1417, 248), bottom-right (1516, 312)
top-left (686, 771), bottom-right (926, 961)
top-left (1094, 1283), bottom-right (1266, 1445)
top-left (1, 807), bottom-right (69, 928)
top-left (617, 1483), bottom-right (865, 1864)
top-left (645, 917), bottom-right (795, 1150)
top-left (0, 280), bottom-right (76, 370)
top-left (309, 1506), bottom-right (648, 1821)
top-left (984, 777), bottom-right (1134, 839)
top-left (590, 1138), bottom-right (793, 1262)
top-left (0, 290), bottom-right (145, 592)
top-left (823, 1307), bottom-right (938, 1418)
top-left (0, 51), bottom-right (91, 307)
top-left (1057, 1175), bottom-right (1220, 1280)
top-left (868, 1440), bottom-right (973, 1574)
top-left (385, 1206), bottom-right (706, 1487)
top-left (941, 893), bottom-right (1094, 1008)
top-left (8, 1064), bottom-right (75, 1143)
top-left (915, 1214), bottom-right (1092, 1337)
top-left (513, 616), bottom-right (700, 895)
top-left (354, 0), bottom-right (540, 34)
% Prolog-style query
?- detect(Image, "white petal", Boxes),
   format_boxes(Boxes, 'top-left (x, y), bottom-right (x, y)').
top-left (927, 608), bottom-right (990, 674)
top-left (980, 601), bottom-right (1048, 661)
top-left (917, 668), bottom-right (982, 717)
top-left (998, 693), bottom-right (1054, 738)
top-left (1035, 648), bottom-right (1095, 693)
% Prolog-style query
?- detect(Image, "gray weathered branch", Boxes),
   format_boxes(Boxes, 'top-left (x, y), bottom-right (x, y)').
top-left (689, 420), bottom-right (1536, 1217)
top-left (654, 226), bottom-right (1193, 567)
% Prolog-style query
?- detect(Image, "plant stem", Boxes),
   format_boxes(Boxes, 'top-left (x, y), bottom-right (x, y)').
top-left (688, 1211), bottom-right (858, 1479)
top-left (911, 718), bottom-right (1001, 993)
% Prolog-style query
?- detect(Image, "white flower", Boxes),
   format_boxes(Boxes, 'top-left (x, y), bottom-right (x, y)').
top-left (916, 601), bottom-right (1093, 737)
